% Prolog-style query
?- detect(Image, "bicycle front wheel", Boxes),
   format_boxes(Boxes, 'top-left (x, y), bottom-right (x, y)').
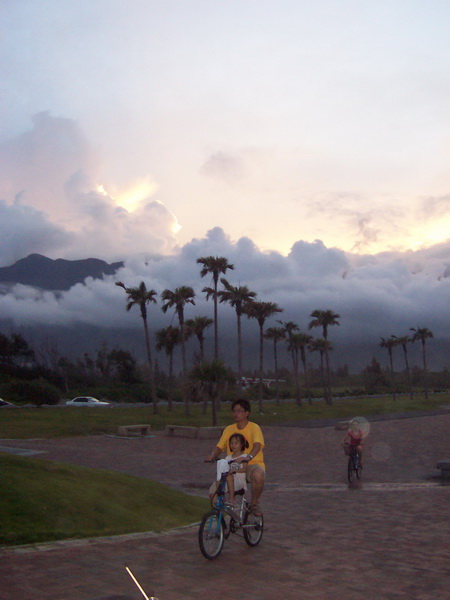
top-left (198, 511), bottom-right (225, 559)
top-left (243, 511), bottom-right (264, 547)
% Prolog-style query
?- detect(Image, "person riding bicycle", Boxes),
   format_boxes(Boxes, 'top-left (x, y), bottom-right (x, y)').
top-left (342, 419), bottom-right (364, 465)
top-left (209, 433), bottom-right (249, 507)
top-left (206, 399), bottom-right (265, 517)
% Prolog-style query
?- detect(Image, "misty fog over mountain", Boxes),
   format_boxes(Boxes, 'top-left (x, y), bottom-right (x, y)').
top-left (1, 228), bottom-right (449, 375)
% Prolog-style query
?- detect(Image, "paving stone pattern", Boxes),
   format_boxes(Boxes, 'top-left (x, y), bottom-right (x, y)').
top-left (0, 413), bottom-right (449, 600)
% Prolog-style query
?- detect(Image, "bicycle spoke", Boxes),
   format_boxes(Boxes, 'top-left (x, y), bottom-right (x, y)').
top-left (199, 511), bottom-right (225, 559)
top-left (243, 511), bottom-right (264, 546)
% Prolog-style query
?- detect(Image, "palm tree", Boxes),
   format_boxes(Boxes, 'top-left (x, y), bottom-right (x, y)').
top-left (264, 326), bottom-right (286, 404)
top-left (380, 336), bottom-right (397, 402)
top-left (292, 332), bottom-right (314, 405)
top-left (116, 281), bottom-right (158, 414)
top-left (308, 309), bottom-right (340, 404)
top-left (244, 300), bottom-right (283, 411)
top-left (278, 320), bottom-right (301, 404)
top-left (286, 333), bottom-right (302, 406)
top-left (219, 278), bottom-right (257, 391)
top-left (392, 335), bottom-right (413, 401)
top-left (161, 286), bottom-right (196, 415)
top-left (155, 326), bottom-right (181, 411)
top-left (185, 316), bottom-right (213, 362)
top-left (189, 360), bottom-right (235, 425)
top-left (308, 338), bottom-right (332, 403)
top-left (410, 327), bottom-right (434, 400)
top-left (197, 256), bottom-right (234, 359)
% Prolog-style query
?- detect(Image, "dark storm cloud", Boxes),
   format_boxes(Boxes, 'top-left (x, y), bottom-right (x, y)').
top-left (0, 199), bottom-right (72, 266)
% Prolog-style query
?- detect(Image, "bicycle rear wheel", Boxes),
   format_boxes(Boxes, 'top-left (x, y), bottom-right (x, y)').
top-left (347, 457), bottom-right (356, 483)
top-left (198, 511), bottom-right (225, 559)
top-left (243, 511), bottom-right (264, 546)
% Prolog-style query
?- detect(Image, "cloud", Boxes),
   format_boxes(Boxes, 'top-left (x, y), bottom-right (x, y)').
top-left (420, 194), bottom-right (450, 220)
top-left (305, 191), bottom-right (412, 253)
top-left (0, 200), bottom-right (72, 266)
top-left (0, 112), bottom-right (95, 219)
top-left (1, 227), bottom-right (449, 371)
top-left (0, 113), bottom-right (180, 264)
top-left (200, 151), bottom-right (246, 183)
top-left (0, 115), bottom-right (449, 370)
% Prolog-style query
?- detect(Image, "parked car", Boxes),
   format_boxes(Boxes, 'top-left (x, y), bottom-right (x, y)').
top-left (0, 398), bottom-right (17, 408)
top-left (65, 396), bottom-right (109, 407)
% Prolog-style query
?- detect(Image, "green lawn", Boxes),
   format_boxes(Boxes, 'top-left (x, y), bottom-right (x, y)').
top-left (0, 393), bottom-right (448, 439)
top-left (0, 453), bottom-right (209, 546)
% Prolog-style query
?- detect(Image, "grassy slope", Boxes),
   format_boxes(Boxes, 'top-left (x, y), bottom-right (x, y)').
top-left (0, 453), bottom-right (209, 546)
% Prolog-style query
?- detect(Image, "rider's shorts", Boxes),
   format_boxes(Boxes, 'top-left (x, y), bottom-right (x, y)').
top-left (246, 464), bottom-right (266, 482)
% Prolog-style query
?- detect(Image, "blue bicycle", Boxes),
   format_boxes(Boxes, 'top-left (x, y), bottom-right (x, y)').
top-left (198, 461), bottom-right (264, 559)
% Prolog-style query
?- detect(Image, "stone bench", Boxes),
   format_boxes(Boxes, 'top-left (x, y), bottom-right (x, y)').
top-left (165, 425), bottom-right (199, 438)
top-left (436, 460), bottom-right (450, 478)
top-left (117, 424), bottom-right (151, 437)
top-left (165, 425), bottom-right (224, 439)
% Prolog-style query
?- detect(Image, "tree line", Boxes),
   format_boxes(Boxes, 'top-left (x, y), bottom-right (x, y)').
top-left (380, 328), bottom-right (434, 401)
top-left (0, 256), bottom-right (437, 413)
top-left (115, 254), bottom-right (341, 416)
top-left (116, 255), bottom-right (437, 419)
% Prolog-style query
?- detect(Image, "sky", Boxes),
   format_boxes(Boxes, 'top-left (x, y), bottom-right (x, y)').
top-left (0, 0), bottom-right (449, 371)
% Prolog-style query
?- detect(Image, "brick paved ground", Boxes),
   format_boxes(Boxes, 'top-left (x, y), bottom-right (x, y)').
top-left (0, 413), bottom-right (449, 600)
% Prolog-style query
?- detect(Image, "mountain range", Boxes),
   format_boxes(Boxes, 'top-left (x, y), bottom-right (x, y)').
top-left (0, 254), bottom-right (124, 291)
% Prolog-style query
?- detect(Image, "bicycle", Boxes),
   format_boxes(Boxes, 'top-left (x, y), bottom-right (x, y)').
top-left (198, 460), bottom-right (264, 559)
top-left (345, 444), bottom-right (362, 483)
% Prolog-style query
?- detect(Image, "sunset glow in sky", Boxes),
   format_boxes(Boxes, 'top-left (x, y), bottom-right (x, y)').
top-left (1, 1), bottom-right (450, 371)
top-left (1, 0), bottom-right (450, 263)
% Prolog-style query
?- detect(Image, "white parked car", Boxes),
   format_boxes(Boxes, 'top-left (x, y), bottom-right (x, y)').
top-left (66, 396), bottom-right (109, 407)
top-left (0, 398), bottom-right (17, 408)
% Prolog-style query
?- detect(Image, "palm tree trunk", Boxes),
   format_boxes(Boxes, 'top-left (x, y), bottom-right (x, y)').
top-left (211, 388), bottom-right (218, 426)
top-left (180, 321), bottom-right (190, 416)
top-left (422, 341), bottom-right (429, 400)
top-left (258, 325), bottom-right (264, 412)
top-left (180, 324), bottom-right (187, 375)
top-left (213, 285), bottom-right (219, 360)
top-left (319, 352), bottom-right (327, 402)
top-left (324, 347), bottom-right (333, 405)
top-left (143, 317), bottom-right (158, 414)
top-left (301, 349), bottom-right (312, 405)
top-left (237, 313), bottom-right (243, 394)
top-left (389, 351), bottom-right (396, 402)
top-left (273, 340), bottom-right (280, 405)
top-left (294, 349), bottom-right (302, 406)
top-left (403, 347), bottom-right (413, 401)
top-left (290, 348), bottom-right (300, 405)
top-left (168, 352), bottom-right (174, 412)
